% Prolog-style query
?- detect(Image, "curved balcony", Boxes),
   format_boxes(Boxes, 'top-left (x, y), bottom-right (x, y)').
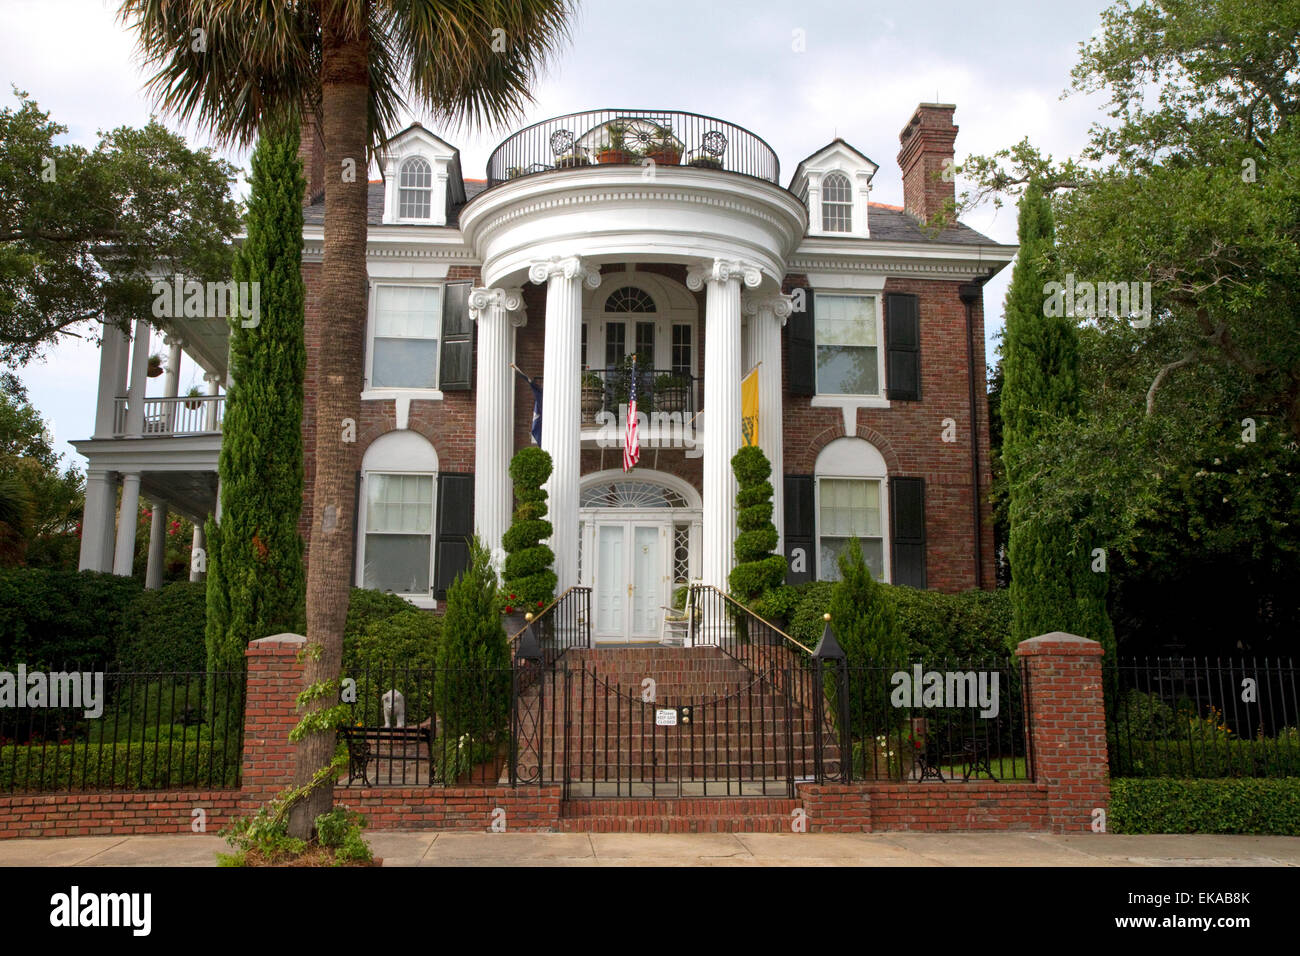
top-left (485, 109), bottom-right (780, 188)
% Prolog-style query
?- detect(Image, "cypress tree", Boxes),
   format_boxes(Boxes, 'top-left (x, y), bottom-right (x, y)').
top-left (205, 128), bottom-right (307, 674)
top-left (1001, 183), bottom-right (1113, 655)
top-left (728, 445), bottom-right (786, 604)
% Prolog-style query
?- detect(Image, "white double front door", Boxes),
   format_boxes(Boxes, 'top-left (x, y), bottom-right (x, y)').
top-left (591, 519), bottom-right (669, 643)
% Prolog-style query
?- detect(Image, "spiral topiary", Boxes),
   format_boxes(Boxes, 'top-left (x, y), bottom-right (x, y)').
top-left (728, 445), bottom-right (787, 603)
top-left (500, 447), bottom-right (558, 613)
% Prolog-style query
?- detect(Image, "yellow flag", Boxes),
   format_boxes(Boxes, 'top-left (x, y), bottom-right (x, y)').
top-left (741, 367), bottom-right (759, 446)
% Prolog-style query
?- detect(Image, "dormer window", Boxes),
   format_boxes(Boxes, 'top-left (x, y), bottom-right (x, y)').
top-left (821, 172), bottom-right (852, 232)
top-left (399, 158), bottom-right (433, 219)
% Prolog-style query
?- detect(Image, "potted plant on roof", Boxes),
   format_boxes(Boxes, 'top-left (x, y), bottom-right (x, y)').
top-left (147, 353), bottom-right (165, 378)
top-left (596, 120), bottom-right (633, 165)
top-left (688, 154), bottom-right (723, 170)
top-left (645, 124), bottom-right (681, 166)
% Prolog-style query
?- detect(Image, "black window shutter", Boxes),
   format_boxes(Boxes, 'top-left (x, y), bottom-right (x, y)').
top-left (885, 292), bottom-right (921, 401)
top-left (890, 476), bottom-right (927, 589)
top-left (439, 282), bottom-right (473, 391)
top-left (787, 288), bottom-right (816, 396)
top-left (783, 474), bottom-right (815, 585)
top-left (433, 473), bottom-right (474, 600)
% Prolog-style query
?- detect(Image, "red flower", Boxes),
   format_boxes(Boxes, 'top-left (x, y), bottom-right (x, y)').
top-left (537, 600), bottom-right (544, 608)
top-left (504, 606), bottom-right (514, 614)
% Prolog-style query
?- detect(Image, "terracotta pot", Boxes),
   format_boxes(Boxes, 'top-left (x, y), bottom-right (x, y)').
top-left (596, 149), bottom-right (632, 164)
top-left (647, 149), bottom-right (680, 166)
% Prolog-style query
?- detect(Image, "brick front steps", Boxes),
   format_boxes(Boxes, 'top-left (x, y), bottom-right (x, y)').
top-left (559, 796), bottom-right (801, 833)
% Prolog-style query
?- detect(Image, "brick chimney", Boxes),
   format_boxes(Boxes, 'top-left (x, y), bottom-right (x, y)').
top-left (897, 103), bottom-right (958, 226)
top-left (298, 110), bottom-right (325, 207)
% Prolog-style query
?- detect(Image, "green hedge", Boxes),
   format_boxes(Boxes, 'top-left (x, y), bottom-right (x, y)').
top-left (781, 581), bottom-right (1013, 661)
top-left (0, 740), bottom-right (241, 792)
top-left (1109, 778), bottom-right (1300, 835)
top-left (1109, 737), bottom-right (1300, 778)
top-left (120, 582), bottom-right (210, 671)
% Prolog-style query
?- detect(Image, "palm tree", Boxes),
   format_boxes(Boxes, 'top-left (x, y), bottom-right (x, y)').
top-left (118, 0), bottom-right (577, 837)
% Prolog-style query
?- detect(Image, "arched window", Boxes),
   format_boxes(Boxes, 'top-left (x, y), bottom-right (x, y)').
top-left (359, 431), bottom-right (439, 596)
top-left (815, 437), bottom-right (887, 582)
top-left (821, 171), bottom-right (852, 232)
top-left (604, 287), bottom-right (657, 313)
top-left (399, 157), bottom-right (433, 219)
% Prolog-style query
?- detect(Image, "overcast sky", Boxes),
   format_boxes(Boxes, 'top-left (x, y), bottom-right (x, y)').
top-left (6, 0), bottom-right (1117, 468)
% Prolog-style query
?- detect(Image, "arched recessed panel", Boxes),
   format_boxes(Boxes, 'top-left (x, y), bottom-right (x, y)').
top-left (362, 429), bottom-right (439, 472)
top-left (580, 480), bottom-right (688, 509)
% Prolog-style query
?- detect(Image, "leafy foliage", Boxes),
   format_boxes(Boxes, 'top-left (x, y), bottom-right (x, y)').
top-left (501, 447), bottom-right (556, 611)
top-left (0, 92), bottom-right (239, 366)
top-left (205, 129), bottom-right (307, 675)
top-left (435, 537), bottom-right (510, 744)
top-left (1109, 778), bottom-right (1300, 835)
top-left (728, 446), bottom-right (786, 603)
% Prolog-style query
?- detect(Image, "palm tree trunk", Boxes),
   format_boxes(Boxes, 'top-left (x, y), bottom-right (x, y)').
top-left (288, 3), bottom-right (370, 840)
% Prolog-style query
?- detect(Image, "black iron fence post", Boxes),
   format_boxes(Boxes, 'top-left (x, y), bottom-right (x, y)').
top-left (812, 614), bottom-right (848, 784)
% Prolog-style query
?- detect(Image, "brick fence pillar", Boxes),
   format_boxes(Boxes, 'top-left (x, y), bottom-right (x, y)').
top-left (1016, 631), bottom-right (1109, 833)
top-left (240, 633), bottom-right (306, 810)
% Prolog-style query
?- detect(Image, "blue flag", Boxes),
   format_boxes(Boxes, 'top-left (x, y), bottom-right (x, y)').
top-left (514, 366), bottom-right (543, 445)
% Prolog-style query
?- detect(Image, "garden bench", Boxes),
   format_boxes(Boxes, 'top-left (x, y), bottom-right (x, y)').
top-left (914, 736), bottom-right (998, 783)
top-left (340, 725), bottom-right (433, 787)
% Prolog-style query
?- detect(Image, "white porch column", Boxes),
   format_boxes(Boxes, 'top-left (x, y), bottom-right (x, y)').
top-left (162, 336), bottom-right (183, 432)
top-left (469, 286), bottom-right (525, 566)
top-left (190, 522), bottom-right (206, 582)
top-left (529, 256), bottom-right (601, 593)
top-left (113, 472), bottom-right (142, 575)
top-left (93, 321), bottom-right (130, 439)
top-left (146, 501), bottom-right (167, 589)
top-left (78, 469), bottom-right (118, 571)
top-left (743, 292), bottom-right (794, 552)
top-left (204, 373), bottom-right (221, 432)
top-left (688, 258), bottom-right (762, 589)
top-left (124, 318), bottom-right (152, 437)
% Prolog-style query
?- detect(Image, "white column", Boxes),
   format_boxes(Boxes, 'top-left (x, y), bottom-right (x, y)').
top-left (469, 286), bottom-right (525, 567)
top-left (78, 469), bottom-right (118, 571)
top-left (688, 258), bottom-right (762, 589)
top-left (744, 292), bottom-right (794, 552)
top-left (113, 472), bottom-right (142, 575)
top-left (204, 372), bottom-right (221, 432)
top-left (145, 501), bottom-right (167, 589)
top-left (94, 321), bottom-right (130, 438)
top-left (529, 256), bottom-right (601, 593)
top-left (190, 522), bottom-right (206, 582)
top-left (124, 318), bottom-right (152, 437)
top-left (162, 336), bottom-right (183, 432)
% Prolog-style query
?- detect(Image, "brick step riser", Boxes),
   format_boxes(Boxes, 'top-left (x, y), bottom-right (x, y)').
top-left (558, 818), bottom-right (797, 833)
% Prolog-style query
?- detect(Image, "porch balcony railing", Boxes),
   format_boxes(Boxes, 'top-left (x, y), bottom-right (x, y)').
top-left (485, 109), bottom-right (780, 188)
top-left (112, 395), bottom-right (225, 437)
top-left (580, 367), bottom-right (696, 427)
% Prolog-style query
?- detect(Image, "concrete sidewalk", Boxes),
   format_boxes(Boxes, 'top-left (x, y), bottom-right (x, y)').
top-left (0, 831), bottom-right (1297, 867)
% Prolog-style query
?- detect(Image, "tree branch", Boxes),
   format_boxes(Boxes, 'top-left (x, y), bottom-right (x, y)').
top-left (1146, 353), bottom-right (1200, 416)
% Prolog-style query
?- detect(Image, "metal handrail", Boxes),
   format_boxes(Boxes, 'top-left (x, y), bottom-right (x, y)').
top-left (507, 584), bottom-right (589, 644)
top-left (690, 583), bottom-right (813, 656)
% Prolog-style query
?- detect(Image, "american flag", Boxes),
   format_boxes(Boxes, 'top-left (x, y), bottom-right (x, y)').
top-left (623, 358), bottom-right (640, 471)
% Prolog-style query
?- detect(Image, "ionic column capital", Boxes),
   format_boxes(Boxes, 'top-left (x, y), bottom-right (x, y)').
top-left (468, 286), bottom-right (525, 322)
top-left (742, 292), bottom-right (795, 326)
top-left (686, 258), bottom-right (763, 292)
top-left (527, 256), bottom-right (602, 289)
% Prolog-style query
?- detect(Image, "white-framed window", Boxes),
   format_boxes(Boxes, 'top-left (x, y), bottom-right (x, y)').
top-left (368, 284), bottom-right (443, 390)
top-left (815, 437), bottom-right (889, 583)
top-left (398, 157), bottom-right (433, 219)
top-left (358, 431), bottom-right (440, 602)
top-left (815, 293), bottom-right (882, 397)
top-left (821, 171), bottom-right (852, 232)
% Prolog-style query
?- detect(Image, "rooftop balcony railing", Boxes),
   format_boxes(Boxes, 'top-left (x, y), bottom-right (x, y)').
top-left (580, 366), bottom-right (697, 427)
top-left (485, 109), bottom-right (780, 189)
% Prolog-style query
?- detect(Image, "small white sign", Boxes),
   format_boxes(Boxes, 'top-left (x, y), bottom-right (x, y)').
top-left (655, 709), bottom-right (677, 726)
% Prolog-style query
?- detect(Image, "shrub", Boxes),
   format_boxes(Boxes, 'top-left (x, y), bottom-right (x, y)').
top-left (1109, 778), bottom-right (1300, 834)
top-left (501, 447), bottom-right (557, 610)
top-left (0, 740), bottom-right (241, 791)
top-left (344, 608), bottom-right (441, 726)
top-left (728, 446), bottom-right (786, 603)
top-left (1109, 735), bottom-right (1300, 778)
top-left (0, 569), bottom-right (141, 667)
top-left (436, 538), bottom-right (510, 744)
top-left (119, 581), bottom-right (208, 672)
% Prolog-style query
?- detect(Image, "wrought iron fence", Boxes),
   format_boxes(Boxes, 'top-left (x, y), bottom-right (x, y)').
top-left (1107, 657), bottom-right (1300, 778)
top-left (485, 109), bottom-right (781, 188)
top-left (581, 367), bottom-right (696, 426)
top-left (0, 668), bottom-right (243, 793)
